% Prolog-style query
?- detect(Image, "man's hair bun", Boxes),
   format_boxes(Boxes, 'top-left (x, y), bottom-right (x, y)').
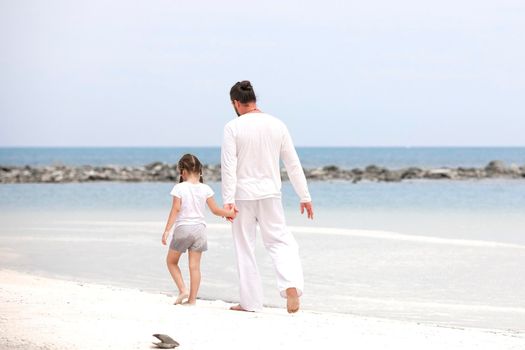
top-left (239, 81), bottom-right (252, 91)
top-left (230, 80), bottom-right (256, 103)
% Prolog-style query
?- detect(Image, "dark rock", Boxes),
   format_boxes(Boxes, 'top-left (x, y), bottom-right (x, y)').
top-left (425, 168), bottom-right (455, 179)
top-left (401, 167), bottom-right (423, 179)
top-left (383, 170), bottom-right (402, 182)
top-left (87, 173), bottom-right (110, 181)
top-left (145, 161), bottom-right (165, 170)
top-left (364, 165), bottom-right (385, 174)
top-left (351, 168), bottom-right (364, 175)
top-left (308, 168), bottom-right (326, 179)
top-left (485, 160), bottom-right (507, 174)
top-left (322, 165), bottom-right (339, 172)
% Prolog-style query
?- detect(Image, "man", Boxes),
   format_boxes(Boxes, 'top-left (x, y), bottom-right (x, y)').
top-left (221, 80), bottom-right (314, 313)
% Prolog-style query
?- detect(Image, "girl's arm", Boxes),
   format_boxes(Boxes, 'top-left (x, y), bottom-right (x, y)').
top-left (206, 197), bottom-right (236, 218)
top-left (162, 197), bottom-right (181, 245)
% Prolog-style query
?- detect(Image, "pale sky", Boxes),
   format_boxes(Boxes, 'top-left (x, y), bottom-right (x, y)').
top-left (1, 0), bottom-right (524, 147)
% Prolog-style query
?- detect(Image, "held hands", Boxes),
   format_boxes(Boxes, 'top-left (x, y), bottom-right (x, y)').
top-left (223, 203), bottom-right (239, 222)
top-left (300, 201), bottom-right (314, 220)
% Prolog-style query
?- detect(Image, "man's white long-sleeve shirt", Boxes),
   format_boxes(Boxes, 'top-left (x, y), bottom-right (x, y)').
top-left (221, 112), bottom-right (311, 204)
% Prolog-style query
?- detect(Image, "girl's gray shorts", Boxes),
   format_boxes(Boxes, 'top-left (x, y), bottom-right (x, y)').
top-left (169, 224), bottom-right (207, 253)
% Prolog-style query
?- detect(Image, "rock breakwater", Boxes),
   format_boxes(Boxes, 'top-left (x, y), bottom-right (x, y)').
top-left (1, 160), bottom-right (524, 184)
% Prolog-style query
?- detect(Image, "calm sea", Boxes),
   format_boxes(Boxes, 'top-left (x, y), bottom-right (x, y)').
top-left (1, 146), bottom-right (524, 168)
top-left (1, 147), bottom-right (524, 331)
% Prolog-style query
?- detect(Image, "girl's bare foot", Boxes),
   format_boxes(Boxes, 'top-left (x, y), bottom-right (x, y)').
top-left (229, 304), bottom-right (253, 312)
top-left (182, 299), bottom-right (196, 306)
top-left (286, 288), bottom-right (300, 313)
top-left (174, 291), bottom-right (189, 305)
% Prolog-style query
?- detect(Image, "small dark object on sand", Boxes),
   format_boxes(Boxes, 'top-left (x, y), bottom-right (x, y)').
top-left (152, 334), bottom-right (180, 349)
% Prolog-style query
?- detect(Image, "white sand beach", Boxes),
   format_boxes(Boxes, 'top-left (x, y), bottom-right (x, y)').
top-left (1, 269), bottom-right (523, 350)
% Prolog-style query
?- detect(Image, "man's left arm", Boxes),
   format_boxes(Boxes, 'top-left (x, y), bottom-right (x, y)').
top-left (280, 125), bottom-right (313, 219)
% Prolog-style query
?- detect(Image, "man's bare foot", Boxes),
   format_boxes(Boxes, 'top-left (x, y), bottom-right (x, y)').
top-left (286, 288), bottom-right (300, 313)
top-left (229, 304), bottom-right (253, 312)
top-left (174, 291), bottom-right (189, 305)
top-left (182, 300), bottom-right (196, 306)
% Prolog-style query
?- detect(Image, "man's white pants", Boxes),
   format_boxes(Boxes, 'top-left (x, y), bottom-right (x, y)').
top-left (232, 198), bottom-right (304, 311)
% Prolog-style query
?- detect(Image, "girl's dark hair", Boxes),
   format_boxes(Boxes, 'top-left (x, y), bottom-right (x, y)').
top-left (178, 153), bottom-right (203, 183)
top-left (230, 80), bottom-right (256, 104)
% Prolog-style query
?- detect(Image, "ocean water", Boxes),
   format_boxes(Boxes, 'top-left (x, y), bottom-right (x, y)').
top-left (0, 147), bottom-right (524, 332)
top-left (1, 146), bottom-right (524, 168)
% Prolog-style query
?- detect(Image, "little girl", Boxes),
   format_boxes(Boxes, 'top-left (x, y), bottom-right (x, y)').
top-left (161, 153), bottom-right (236, 305)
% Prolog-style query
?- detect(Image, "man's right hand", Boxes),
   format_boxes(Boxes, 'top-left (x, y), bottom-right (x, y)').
top-left (300, 202), bottom-right (314, 220)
